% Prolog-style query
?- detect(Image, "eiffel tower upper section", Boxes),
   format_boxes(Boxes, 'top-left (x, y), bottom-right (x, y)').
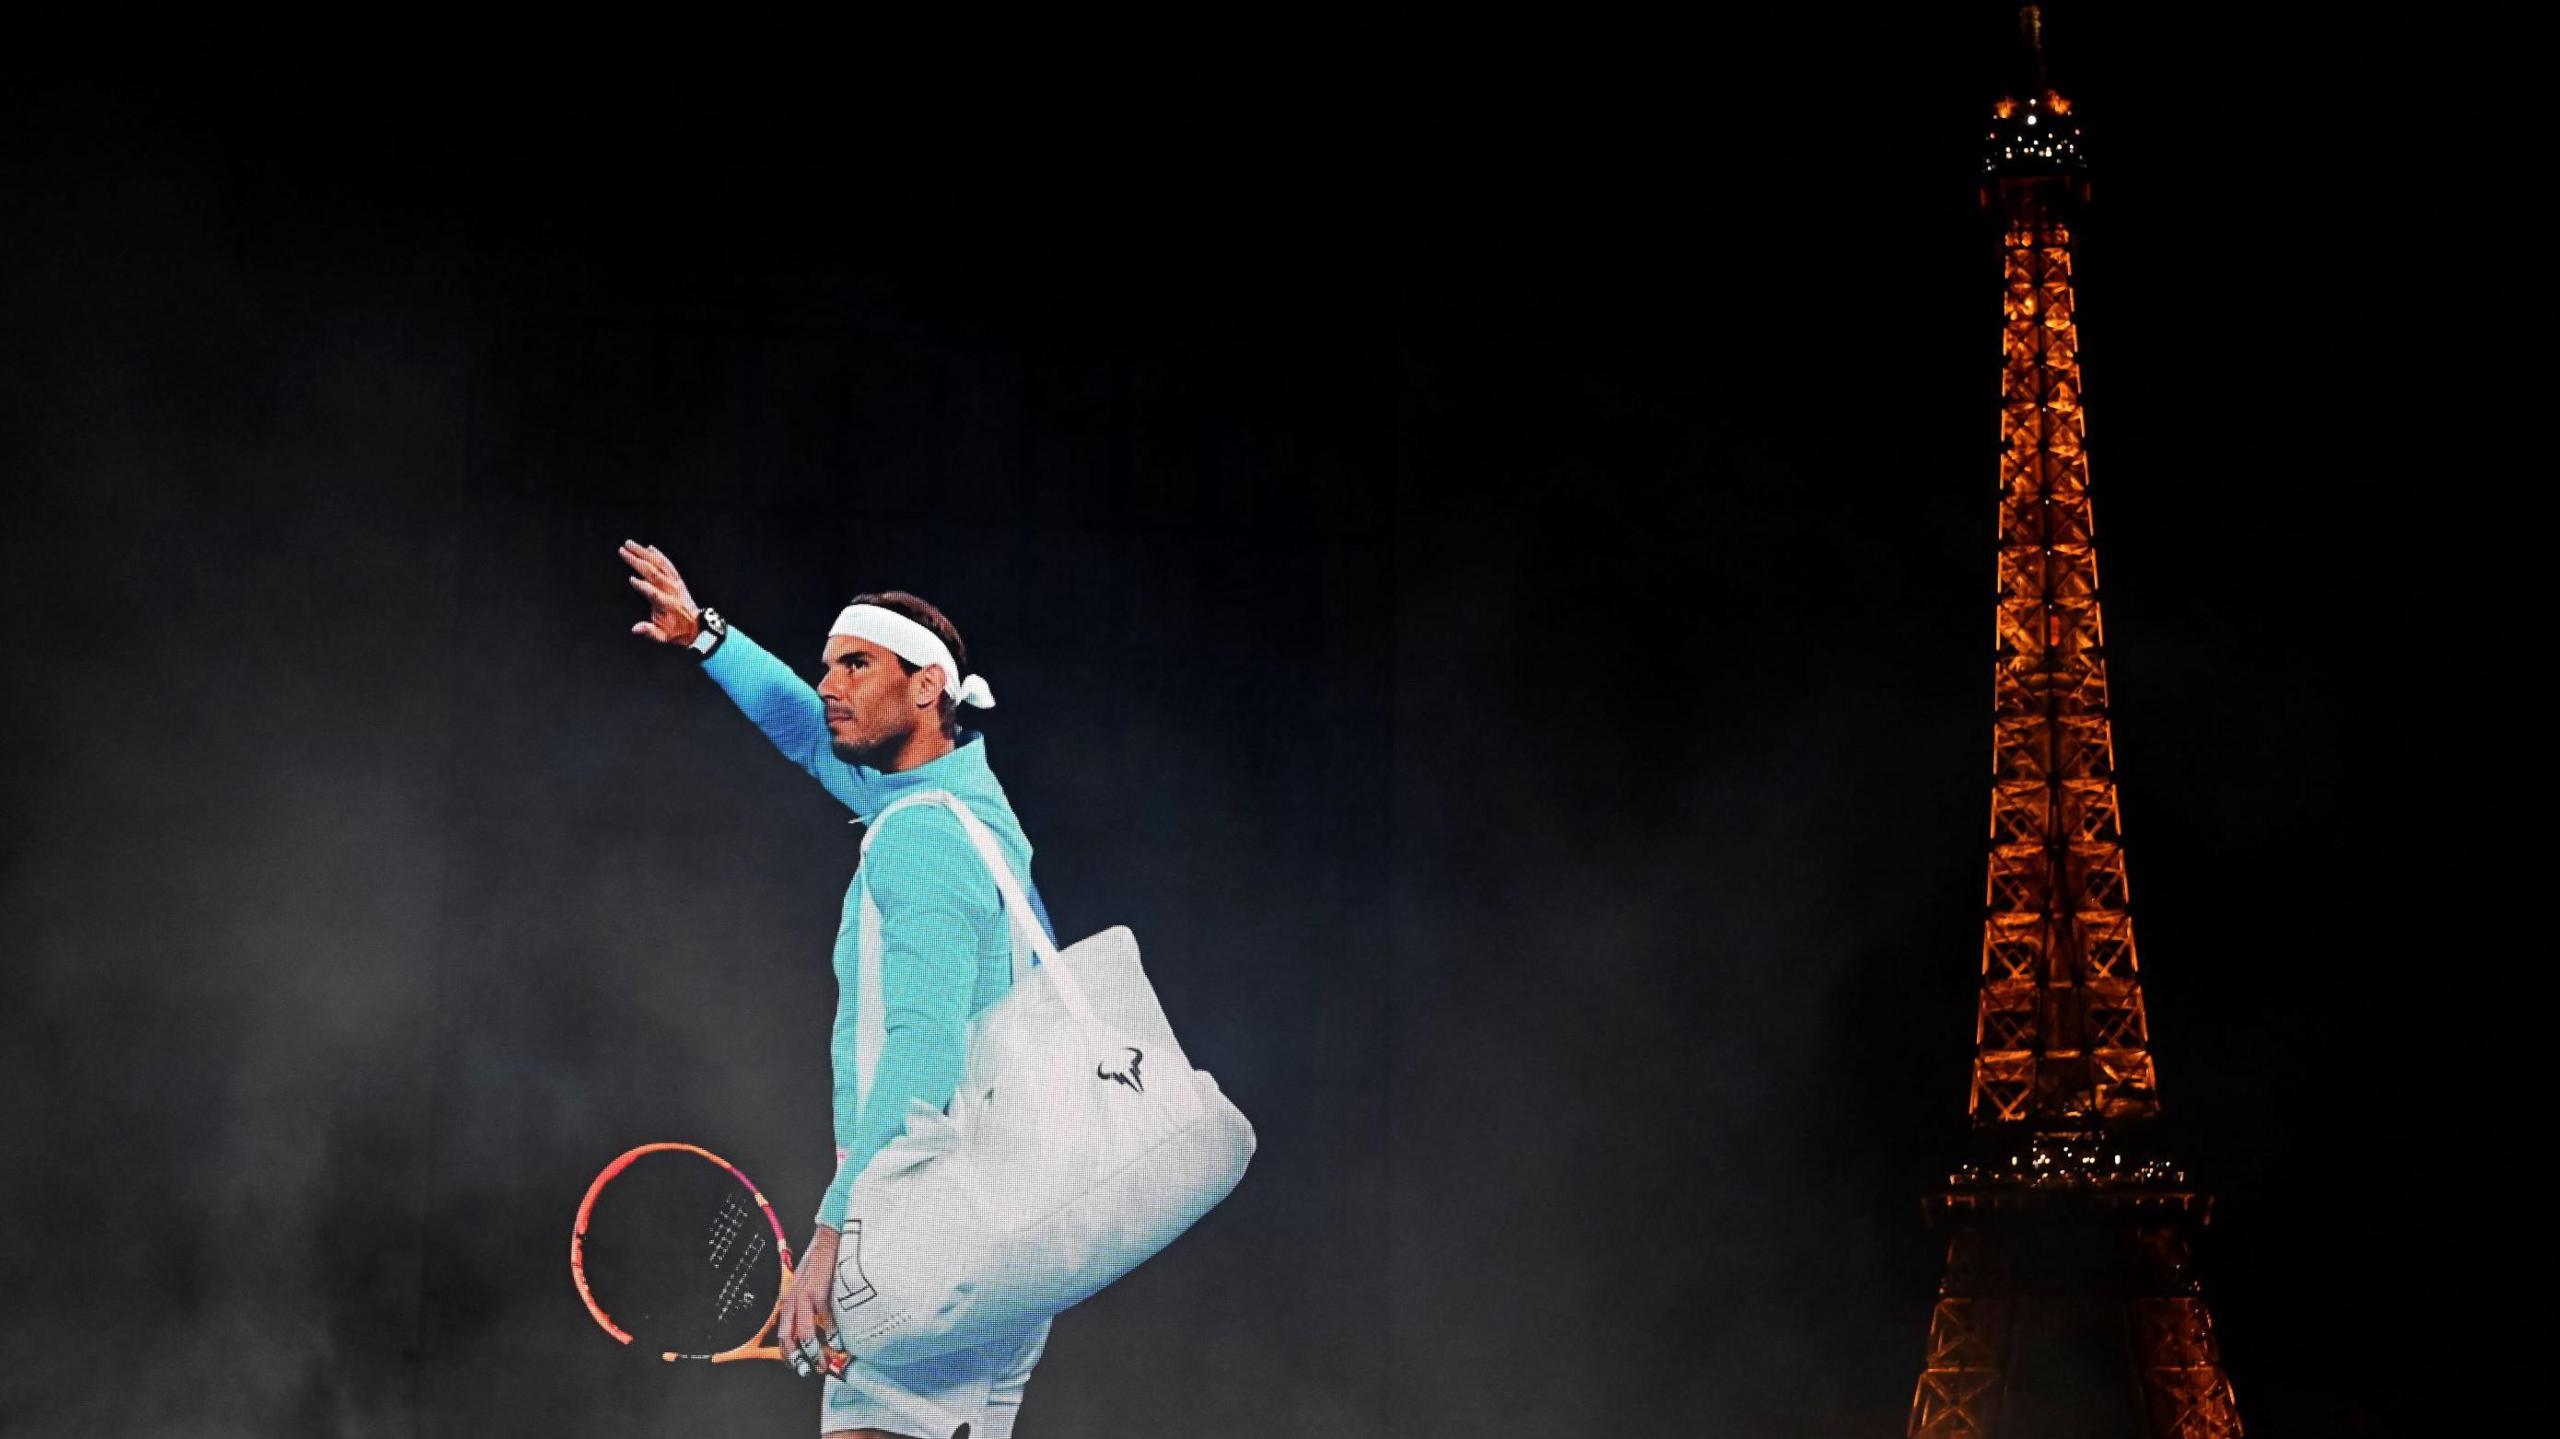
top-left (1966, 8), bottom-right (2161, 1134)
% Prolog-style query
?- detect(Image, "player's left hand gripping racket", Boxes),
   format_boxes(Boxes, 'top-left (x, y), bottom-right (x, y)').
top-left (570, 1141), bottom-right (851, 1376)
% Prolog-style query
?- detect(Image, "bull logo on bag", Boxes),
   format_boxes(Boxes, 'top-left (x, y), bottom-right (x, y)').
top-left (1097, 1046), bottom-right (1145, 1093)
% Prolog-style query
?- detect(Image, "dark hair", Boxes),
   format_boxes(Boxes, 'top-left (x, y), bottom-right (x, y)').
top-left (849, 590), bottom-right (968, 739)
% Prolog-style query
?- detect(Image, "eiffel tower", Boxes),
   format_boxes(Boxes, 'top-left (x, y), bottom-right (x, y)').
top-left (1902, 10), bottom-right (2246, 1437)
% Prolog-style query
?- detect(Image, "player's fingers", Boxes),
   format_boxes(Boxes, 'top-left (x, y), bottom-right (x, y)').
top-left (784, 1311), bottom-right (813, 1377)
top-left (619, 541), bottom-right (673, 586)
top-left (781, 1301), bottom-right (804, 1350)
top-left (791, 1277), bottom-right (825, 1345)
top-left (631, 541), bottom-right (677, 583)
top-left (787, 1290), bottom-right (829, 1377)
top-left (777, 1284), bottom-right (804, 1346)
top-left (806, 1281), bottom-right (847, 1372)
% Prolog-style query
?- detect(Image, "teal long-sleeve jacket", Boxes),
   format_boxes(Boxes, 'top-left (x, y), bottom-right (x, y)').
top-left (701, 624), bottom-right (1057, 1229)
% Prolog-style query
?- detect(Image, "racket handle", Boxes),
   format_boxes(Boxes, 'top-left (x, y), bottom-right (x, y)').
top-left (675, 1342), bottom-right (853, 1376)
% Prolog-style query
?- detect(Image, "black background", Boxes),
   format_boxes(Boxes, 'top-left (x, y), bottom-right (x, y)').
top-left (2, 6), bottom-right (2531, 1435)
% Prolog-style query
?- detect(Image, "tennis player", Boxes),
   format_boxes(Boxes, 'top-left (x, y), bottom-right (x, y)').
top-left (621, 540), bottom-right (1057, 1439)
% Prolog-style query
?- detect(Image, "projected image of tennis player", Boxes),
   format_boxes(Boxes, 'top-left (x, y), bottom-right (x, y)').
top-left (620, 541), bottom-right (1058, 1439)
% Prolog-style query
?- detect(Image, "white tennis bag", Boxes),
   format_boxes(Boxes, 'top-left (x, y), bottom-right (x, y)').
top-left (830, 790), bottom-right (1256, 1366)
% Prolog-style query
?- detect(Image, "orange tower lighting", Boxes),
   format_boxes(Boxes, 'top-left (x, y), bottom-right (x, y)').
top-left (1902, 9), bottom-right (2246, 1438)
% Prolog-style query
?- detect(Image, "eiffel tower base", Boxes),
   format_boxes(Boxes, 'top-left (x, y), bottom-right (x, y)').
top-left (1906, 1187), bottom-right (2243, 1439)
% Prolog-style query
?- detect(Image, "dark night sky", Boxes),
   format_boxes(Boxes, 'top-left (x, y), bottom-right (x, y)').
top-left (1, 7), bottom-right (2533, 1436)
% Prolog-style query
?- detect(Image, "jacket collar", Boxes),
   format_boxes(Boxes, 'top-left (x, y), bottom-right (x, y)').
top-left (852, 728), bottom-right (997, 822)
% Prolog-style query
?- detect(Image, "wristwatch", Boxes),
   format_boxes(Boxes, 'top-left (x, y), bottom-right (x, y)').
top-left (688, 607), bottom-right (729, 659)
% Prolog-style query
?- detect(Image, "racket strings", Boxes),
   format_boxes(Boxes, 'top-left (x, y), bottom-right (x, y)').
top-left (708, 1192), bottom-right (771, 1325)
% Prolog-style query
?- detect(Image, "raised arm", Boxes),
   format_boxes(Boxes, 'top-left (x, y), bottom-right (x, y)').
top-left (620, 540), bottom-right (883, 817)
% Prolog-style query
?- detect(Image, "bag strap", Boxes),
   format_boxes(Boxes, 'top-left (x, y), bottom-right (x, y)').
top-left (865, 790), bottom-right (1030, 988)
top-left (863, 790), bottom-right (1098, 1029)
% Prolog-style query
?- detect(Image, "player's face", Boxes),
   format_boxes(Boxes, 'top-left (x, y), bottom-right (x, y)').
top-left (817, 636), bottom-right (931, 764)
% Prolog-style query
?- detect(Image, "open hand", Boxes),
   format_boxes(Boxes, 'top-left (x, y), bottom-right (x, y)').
top-left (619, 540), bottom-right (703, 646)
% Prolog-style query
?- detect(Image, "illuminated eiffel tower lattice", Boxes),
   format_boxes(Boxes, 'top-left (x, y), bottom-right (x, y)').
top-left (1902, 10), bottom-right (2246, 1438)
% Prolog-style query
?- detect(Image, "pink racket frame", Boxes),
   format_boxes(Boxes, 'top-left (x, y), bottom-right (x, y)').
top-left (569, 1141), bottom-right (800, 1364)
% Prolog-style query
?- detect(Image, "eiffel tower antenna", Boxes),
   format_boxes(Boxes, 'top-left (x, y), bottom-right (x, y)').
top-left (2020, 4), bottom-right (2051, 95)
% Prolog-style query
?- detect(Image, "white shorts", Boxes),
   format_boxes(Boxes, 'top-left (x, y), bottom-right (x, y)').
top-left (820, 1303), bottom-right (1049, 1439)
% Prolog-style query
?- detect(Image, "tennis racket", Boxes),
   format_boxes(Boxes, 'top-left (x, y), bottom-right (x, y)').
top-left (570, 1141), bottom-right (851, 1376)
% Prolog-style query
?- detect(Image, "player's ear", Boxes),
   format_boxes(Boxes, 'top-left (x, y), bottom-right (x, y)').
top-left (913, 663), bottom-right (947, 710)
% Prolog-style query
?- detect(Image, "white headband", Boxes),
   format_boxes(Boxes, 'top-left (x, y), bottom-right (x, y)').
top-left (829, 603), bottom-right (995, 710)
